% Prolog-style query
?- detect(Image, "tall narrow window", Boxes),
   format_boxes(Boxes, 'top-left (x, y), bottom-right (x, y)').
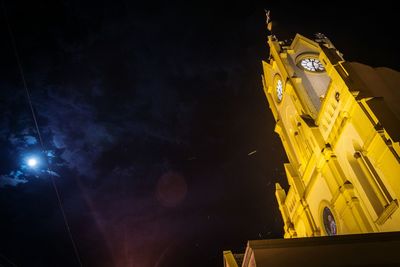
top-left (322, 207), bottom-right (337, 236)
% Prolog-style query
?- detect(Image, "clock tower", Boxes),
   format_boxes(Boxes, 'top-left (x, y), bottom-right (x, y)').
top-left (262, 33), bottom-right (400, 238)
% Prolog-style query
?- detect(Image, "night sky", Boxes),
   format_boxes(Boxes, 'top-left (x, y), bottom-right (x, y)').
top-left (0, 1), bottom-right (398, 266)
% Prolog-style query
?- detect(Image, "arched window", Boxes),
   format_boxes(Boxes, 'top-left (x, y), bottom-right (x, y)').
top-left (322, 207), bottom-right (337, 236)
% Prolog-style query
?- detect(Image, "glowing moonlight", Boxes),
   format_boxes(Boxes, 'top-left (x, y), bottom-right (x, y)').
top-left (27, 158), bottom-right (38, 167)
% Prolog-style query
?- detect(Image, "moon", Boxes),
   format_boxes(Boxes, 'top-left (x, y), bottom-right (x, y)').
top-left (27, 158), bottom-right (38, 167)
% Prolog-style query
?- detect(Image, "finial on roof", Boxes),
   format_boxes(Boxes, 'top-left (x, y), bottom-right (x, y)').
top-left (314, 32), bottom-right (335, 49)
top-left (264, 9), bottom-right (272, 33)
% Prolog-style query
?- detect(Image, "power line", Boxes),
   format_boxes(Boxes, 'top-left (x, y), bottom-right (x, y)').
top-left (1, 1), bottom-right (83, 266)
top-left (0, 252), bottom-right (18, 267)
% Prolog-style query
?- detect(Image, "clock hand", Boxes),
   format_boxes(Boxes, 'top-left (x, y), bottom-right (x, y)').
top-left (312, 61), bottom-right (317, 71)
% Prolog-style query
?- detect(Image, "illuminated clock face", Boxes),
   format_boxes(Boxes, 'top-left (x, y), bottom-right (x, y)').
top-left (300, 58), bottom-right (325, 72)
top-left (276, 79), bottom-right (283, 102)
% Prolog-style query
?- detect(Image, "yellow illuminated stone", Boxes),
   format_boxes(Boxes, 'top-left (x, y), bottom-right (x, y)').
top-left (262, 33), bottom-right (400, 237)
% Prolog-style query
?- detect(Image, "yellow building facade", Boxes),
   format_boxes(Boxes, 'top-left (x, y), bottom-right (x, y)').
top-left (262, 33), bottom-right (400, 238)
